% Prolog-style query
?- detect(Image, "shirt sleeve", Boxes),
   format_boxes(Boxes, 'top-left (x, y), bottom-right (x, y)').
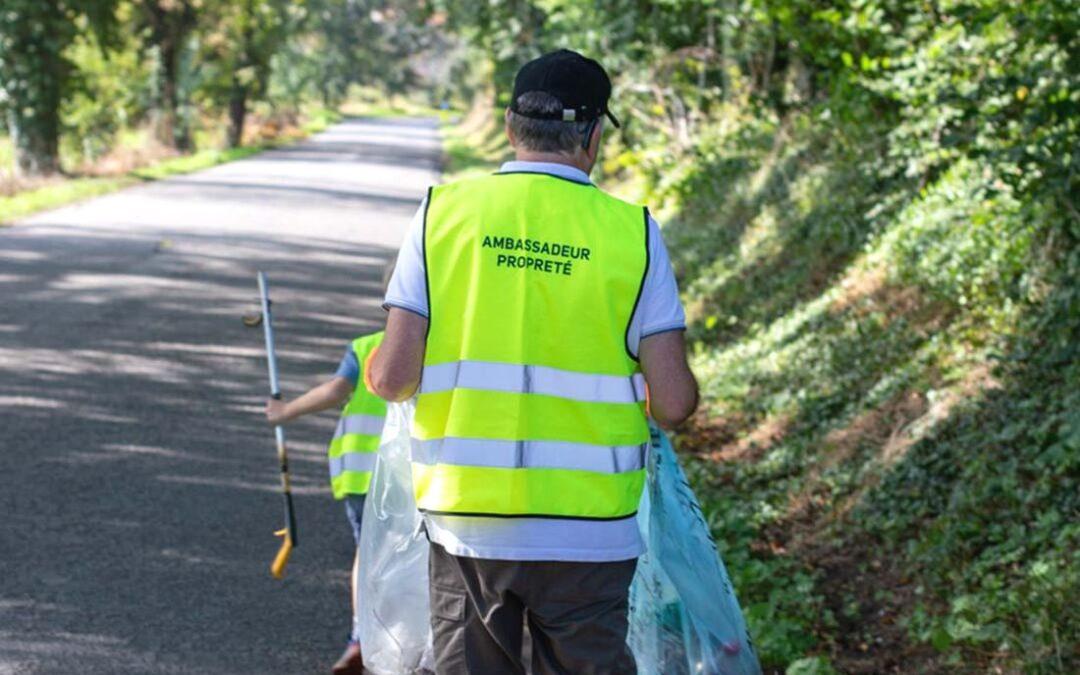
top-left (334, 347), bottom-right (360, 386)
top-left (628, 214), bottom-right (686, 356)
top-left (383, 197), bottom-right (429, 317)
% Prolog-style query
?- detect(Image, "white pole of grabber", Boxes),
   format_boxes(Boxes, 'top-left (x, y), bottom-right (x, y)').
top-left (257, 271), bottom-right (298, 576)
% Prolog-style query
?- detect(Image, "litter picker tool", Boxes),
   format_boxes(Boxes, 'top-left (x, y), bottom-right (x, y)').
top-left (254, 271), bottom-right (298, 579)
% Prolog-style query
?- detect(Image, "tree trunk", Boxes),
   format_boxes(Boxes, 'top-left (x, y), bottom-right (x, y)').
top-left (720, 0), bottom-right (732, 100)
top-left (142, 1), bottom-right (195, 152)
top-left (7, 104), bottom-right (61, 177)
top-left (0, 1), bottom-right (70, 177)
top-left (227, 81), bottom-right (248, 148)
top-left (155, 40), bottom-right (179, 149)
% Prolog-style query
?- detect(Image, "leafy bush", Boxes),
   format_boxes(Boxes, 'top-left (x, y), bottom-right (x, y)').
top-left (62, 17), bottom-right (153, 164)
top-left (520, 0), bottom-right (1079, 670)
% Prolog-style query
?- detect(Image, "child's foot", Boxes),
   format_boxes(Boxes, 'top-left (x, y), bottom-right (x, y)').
top-left (331, 642), bottom-right (364, 674)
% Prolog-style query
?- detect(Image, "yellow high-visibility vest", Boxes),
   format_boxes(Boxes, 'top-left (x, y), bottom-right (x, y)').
top-left (328, 332), bottom-right (386, 498)
top-left (413, 172), bottom-right (650, 520)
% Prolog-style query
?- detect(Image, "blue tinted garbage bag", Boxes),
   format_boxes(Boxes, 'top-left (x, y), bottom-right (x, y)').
top-left (628, 427), bottom-right (761, 675)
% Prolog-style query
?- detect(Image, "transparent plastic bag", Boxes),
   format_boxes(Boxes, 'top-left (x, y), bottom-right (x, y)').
top-left (357, 405), bottom-right (759, 675)
top-left (356, 401), bottom-right (435, 674)
top-left (628, 427), bottom-right (761, 675)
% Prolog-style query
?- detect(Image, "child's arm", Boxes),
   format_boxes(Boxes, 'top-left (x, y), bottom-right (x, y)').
top-left (265, 377), bottom-right (353, 426)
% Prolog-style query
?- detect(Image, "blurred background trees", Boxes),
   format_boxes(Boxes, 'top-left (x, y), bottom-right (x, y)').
top-left (133, 0), bottom-right (198, 150)
top-left (0, 0), bottom-right (430, 180)
top-left (197, 0), bottom-right (294, 148)
top-left (0, 0), bottom-right (117, 175)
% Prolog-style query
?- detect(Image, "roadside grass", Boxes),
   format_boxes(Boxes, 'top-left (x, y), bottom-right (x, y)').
top-left (1, 176), bottom-right (129, 224)
top-left (0, 108), bottom-right (341, 226)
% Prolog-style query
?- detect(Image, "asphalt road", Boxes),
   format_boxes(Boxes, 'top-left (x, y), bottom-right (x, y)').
top-left (0, 118), bottom-right (441, 674)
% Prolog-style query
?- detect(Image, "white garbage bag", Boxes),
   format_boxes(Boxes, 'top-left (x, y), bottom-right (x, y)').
top-left (356, 401), bottom-right (434, 674)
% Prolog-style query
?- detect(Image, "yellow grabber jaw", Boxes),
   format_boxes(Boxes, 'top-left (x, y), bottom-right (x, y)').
top-left (270, 527), bottom-right (294, 579)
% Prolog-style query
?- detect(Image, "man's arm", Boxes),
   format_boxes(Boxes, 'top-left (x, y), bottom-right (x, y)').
top-left (638, 330), bottom-right (698, 429)
top-left (369, 308), bottom-right (428, 401)
top-left (265, 376), bottom-right (354, 426)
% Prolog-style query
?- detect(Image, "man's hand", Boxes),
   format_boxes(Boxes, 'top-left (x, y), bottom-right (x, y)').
top-left (265, 398), bottom-right (291, 426)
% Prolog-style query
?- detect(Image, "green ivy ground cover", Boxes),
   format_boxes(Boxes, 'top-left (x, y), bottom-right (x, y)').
top-left (442, 2), bottom-right (1077, 668)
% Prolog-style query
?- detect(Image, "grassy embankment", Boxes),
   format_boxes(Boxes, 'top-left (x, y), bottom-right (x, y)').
top-left (440, 106), bottom-right (1078, 674)
top-left (0, 107), bottom-right (342, 225)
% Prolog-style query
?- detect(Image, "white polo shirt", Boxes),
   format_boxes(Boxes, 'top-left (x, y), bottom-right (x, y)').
top-left (384, 160), bottom-right (686, 562)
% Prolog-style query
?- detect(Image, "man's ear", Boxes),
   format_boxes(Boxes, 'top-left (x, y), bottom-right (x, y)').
top-left (504, 108), bottom-right (516, 148)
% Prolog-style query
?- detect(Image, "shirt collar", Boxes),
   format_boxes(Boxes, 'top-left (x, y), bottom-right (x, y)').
top-left (498, 161), bottom-right (592, 185)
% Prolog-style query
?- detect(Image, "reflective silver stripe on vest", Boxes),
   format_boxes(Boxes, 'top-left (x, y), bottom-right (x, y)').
top-left (420, 361), bottom-right (646, 404)
top-left (333, 414), bottom-right (386, 440)
top-left (329, 452), bottom-right (378, 479)
top-left (411, 437), bottom-right (646, 474)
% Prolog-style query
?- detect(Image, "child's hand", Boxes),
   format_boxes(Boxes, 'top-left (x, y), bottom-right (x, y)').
top-left (265, 398), bottom-right (289, 426)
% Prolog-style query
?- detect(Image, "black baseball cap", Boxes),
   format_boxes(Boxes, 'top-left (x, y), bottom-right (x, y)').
top-left (510, 49), bottom-right (621, 128)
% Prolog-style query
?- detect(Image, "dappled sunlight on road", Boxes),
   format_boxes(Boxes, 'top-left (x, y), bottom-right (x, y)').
top-left (0, 117), bottom-right (438, 673)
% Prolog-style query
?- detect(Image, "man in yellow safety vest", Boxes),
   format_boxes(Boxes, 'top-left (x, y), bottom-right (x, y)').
top-left (370, 49), bottom-right (698, 674)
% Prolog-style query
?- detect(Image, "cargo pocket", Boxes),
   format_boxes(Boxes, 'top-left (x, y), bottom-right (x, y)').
top-left (431, 584), bottom-right (466, 623)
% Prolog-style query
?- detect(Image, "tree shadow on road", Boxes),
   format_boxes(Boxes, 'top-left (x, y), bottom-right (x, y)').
top-left (0, 226), bottom-right (398, 674)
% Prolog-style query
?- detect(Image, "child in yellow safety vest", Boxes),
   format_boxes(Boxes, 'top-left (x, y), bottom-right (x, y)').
top-left (264, 330), bottom-right (386, 675)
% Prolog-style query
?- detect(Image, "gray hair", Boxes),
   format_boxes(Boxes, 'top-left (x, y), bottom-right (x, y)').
top-left (508, 92), bottom-right (594, 153)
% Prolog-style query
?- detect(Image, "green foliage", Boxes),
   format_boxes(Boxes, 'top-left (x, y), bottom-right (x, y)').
top-left (292, 0), bottom-right (427, 107)
top-left (63, 13), bottom-right (154, 163)
top-left (0, 1), bottom-right (92, 174)
top-left (439, 0), bottom-right (1079, 670)
top-left (194, 0), bottom-right (297, 146)
top-left (1, 0), bottom-right (429, 181)
top-left (857, 231), bottom-right (1080, 668)
top-left (785, 655), bottom-right (839, 675)
top-left (131, 0), bottom-right (199, 149)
